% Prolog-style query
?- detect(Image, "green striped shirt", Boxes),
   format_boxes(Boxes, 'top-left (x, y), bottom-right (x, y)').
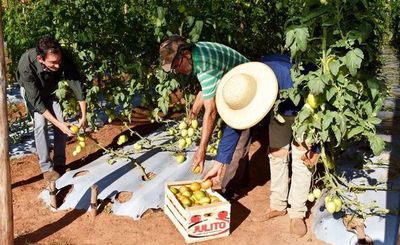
top-left (192, 42), bottom-right (249, 100)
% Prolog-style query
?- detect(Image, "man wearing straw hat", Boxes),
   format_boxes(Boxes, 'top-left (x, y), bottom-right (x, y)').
top-left (203, 54), bottom-right (320, 238)
top-left (159, 35), bottom-right (252, 199)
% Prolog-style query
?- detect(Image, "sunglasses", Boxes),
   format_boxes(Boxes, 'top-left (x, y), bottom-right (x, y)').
top-left (169, 43), bottom-right (195, 74)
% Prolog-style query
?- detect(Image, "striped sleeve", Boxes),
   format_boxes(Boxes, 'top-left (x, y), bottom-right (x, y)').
top-left (197, 69), bottom-right (224, 100)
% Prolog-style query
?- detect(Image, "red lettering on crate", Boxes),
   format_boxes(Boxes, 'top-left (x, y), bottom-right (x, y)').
top-left (189, 219), bottom-right (230, 238)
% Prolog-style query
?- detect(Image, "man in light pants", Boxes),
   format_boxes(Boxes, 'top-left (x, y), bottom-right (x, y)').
top-left (16, 36), bottom-right (87, 181)
top-left (204, 54), bottom-right (320, 238)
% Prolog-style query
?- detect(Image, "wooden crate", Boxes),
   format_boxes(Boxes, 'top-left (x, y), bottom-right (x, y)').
top-left (164, 180), bottom-right (231, 243)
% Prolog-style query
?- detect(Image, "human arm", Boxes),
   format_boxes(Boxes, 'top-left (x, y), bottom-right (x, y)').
top-left (203, 125), bottom-right (241, 181)
top-left (188, 91), bottom-right (204, 119)
top-left (192, 97), bottom-right (217, 172)
top-left (301, 144), bottom-right (321, 167)
top-left (41, 110), bottom-right (73, 136)
top-left (76, 100), bottom-right (87, 129)
top-left (63, 54), bottom-right (87, 129)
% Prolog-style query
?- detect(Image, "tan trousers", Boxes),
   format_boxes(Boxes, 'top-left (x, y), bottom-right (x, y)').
top-left (269, 116), bottom-right (312, 219)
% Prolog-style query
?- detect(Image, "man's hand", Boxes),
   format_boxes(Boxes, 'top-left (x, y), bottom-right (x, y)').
top-left (58, 122), bottom-right (74, 137)
top-left (192, 147), bottom-right (206, 173)
top-left (203, 161), bottom-right (224, 185)
top-left (301, 150), bottom-right (320, 168)
top-left (77, 100), bottom-right (87, 129)
top-left (77, 116), bottom-right (87, 129)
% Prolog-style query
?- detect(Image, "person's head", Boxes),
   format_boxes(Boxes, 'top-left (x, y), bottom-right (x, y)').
top-left (36, 36), bottom-right (62, 72)
top-left (159, 35), bottom-right (194, 75)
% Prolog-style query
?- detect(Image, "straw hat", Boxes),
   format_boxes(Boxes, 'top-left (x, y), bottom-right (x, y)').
top-left (216, 62), bottom-right (278, 130)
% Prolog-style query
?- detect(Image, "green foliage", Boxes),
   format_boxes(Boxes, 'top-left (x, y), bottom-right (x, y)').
top-left (285, 0), bottom-right (387, 158)
top-left (3, 0), bottom-right (288, 127)
top-left (392, 0), bottom-right (400, 48)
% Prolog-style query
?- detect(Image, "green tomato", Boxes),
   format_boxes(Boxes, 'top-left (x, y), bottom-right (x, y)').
top-left (75, 145), bottom-right (82, 153)
top-left (191, 119), bottom-right (198, 129)
top-left (178, 138), bottom-right (186, 148)
top-left (179, 121), bottom-right (187, 130)
top-left (313, 188), bottom-right (322, 199)
top-left (117, 135), bottom-right (128, 145)
top-left (185, 138), bottom-right (192, 147)
top-left (77, 135), bottom-right (85, 142)
top-left (333, 197), bottom-right (342, 212)
top-left (176, 154), bottom-right (186, 164)
top-left (187, 128), bottom-right (194, 137)
top-left (325, 201), bottom-right (336, 214)
top-left (134, 143), bottom-right (142, 151)
top-left (79, 141), bottom-right (86, 148)
top-left (181, 129), bottom-right (188, 137)
top-left (307, 193), bottom-right (315, 202)
top-left (217, 130), bottom-right (223, 139)
top-left (306, 94), bottom-right (319, 109)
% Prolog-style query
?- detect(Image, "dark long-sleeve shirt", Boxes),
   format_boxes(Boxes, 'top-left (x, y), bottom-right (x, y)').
top-left (16, 48), bottom-right (85, 114)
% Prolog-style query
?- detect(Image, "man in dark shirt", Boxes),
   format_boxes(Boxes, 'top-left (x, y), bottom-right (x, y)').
top-left (16, 36), bottom-right (87, 181)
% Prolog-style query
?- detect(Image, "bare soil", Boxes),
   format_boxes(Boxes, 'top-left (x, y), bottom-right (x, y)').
top-left (10, 119), bottom-right (326, 245)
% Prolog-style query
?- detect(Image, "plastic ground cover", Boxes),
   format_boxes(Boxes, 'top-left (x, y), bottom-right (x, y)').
top-left (39, 127), bottom-right (213, 220)
top-left (313, 144), bottom-right (400, 245)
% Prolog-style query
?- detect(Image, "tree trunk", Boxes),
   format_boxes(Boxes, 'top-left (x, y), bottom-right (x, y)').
top-left (0, 3), bottom-right (14, 245)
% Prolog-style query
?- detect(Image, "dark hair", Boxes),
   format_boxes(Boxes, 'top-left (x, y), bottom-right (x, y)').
top-left (36, 36), bottom-right (62, 58)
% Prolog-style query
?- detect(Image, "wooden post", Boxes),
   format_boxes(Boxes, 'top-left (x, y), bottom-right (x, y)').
top-left (90, 185), bottom-right (98, 218)
top-left (0, 3), bottom-right (14, 245)
top-left (49, 181), bottom-right (57, 209)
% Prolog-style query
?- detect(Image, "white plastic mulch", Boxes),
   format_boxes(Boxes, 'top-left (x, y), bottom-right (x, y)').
top-left (39, 128), bottom-right (213, 220)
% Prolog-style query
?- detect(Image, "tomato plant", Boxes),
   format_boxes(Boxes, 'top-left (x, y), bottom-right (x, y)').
top-left (284, 0), bottom-right (390, 218)
top-left (391, 0), bottom-right (400, 48)
top-left (3, 0), bottom-right (290, 127)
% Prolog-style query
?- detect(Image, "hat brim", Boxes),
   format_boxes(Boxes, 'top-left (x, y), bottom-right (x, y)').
top-left (216, 62), bottom-right (278, 130)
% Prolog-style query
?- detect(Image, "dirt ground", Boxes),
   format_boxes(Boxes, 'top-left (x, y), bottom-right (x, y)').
top-left (10, 119), bottom-right (326, 245)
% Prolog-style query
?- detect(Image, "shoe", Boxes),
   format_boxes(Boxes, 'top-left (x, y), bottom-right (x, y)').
top-left (250, 209), bottom-right (287, 222)
top-left (43, 170), bottom-right (60, 181)
top-left (290, 218), bottom-right (307, 238)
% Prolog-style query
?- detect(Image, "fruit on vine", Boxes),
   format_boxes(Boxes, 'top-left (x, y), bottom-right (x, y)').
top-left (70, 125), bottom-right (79, 134)
top-left (179, 121), bottom-right (187, 130)
top-left (201, 179), bottom-right (213, 189)
top-left (181, 129), bottom-right (188, 137)
top-left (78, 141), bottom-right (86, 148)
top-left (325, 201), bottom-right (336, 214)
top-left (77, 135), bottom-right (85, 142)
top-left (187, 128), bottom-right (194, 137)
top-left (117, 135), bottom-right (128, 145)
top-left (313, 188), bottom-right (322, 199)
top-left (72, 150), bottom-right (78, 157)
top-left (133, 143), bottom-right (142, 151)
top-left (306, 94), bottom-right (319, 109)
top-left (320, 0), bottom-right (328, 5)
top-left (307, 193), bottom-right (315, 202)
top-left (178, 138), bottom-right (186, 148)
top-left (333, 196), bottom-right (342, 212)
top-left (185, 138), bottom-right (192, 147)
top-left (176, 154), bottom-right (186, 164)
top-left (191, 119), bottom-right (198, 129)
top-left (75, 145), bottom-right (82, 153)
